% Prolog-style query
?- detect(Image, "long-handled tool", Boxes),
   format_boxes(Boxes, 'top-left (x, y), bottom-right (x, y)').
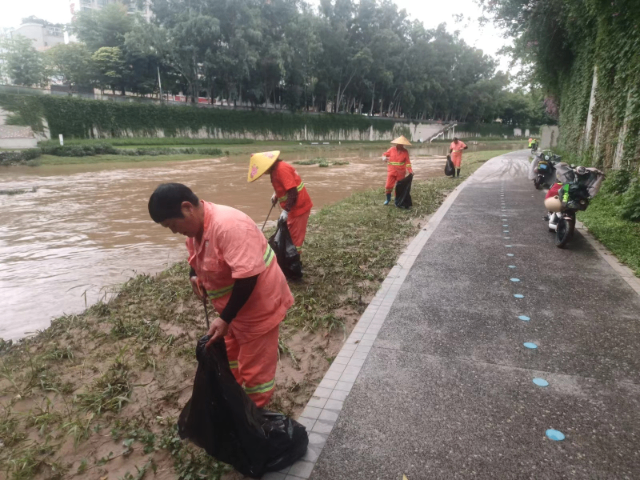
top-left (201, 288), bottom-right (210, 329)
top-left (261, 203), bottom-right (275, 232)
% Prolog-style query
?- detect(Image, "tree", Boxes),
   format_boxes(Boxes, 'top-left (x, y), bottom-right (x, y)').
top-left (92, 47), bottom-right (125, 93)
top-left (46, 43), bottom-right (95, 90)
top-left (0, 36), bottom-right (46, 87)
top-left (74, 4), bottom-right (134, 52)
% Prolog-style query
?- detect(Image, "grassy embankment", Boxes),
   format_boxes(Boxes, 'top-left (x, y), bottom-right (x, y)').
top-left (0, 150), bottom-right (507, 480)
top-left (578, 178), bottom-right (640, 277)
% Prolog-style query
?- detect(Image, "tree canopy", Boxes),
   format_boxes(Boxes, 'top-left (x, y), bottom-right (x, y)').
top-left (1, 0), bottom-right (554, 126)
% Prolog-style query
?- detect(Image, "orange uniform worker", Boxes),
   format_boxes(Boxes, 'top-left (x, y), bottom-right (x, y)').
top-left (247, 151), bottom-right (313, 254)
top-left (449, 137), bottom-right (468, 178)
top-left (148, 183), bottom-right (294, 407)
top-left (382, 136), bottom-right (413, 205)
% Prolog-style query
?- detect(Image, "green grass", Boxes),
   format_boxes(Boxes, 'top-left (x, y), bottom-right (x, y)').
top-left (0, 149), bottom-right (507, 480)
top-left (294, 158), bottom-right (350, 167)
top-left (38, 137), bottom-right (255, 148)
top-left (579, 196), bottom-right (640, 277)
top-left (38, 153), bottom-right (215, 165)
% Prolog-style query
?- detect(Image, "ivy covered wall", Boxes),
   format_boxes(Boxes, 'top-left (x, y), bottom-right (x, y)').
top-left (554, 0), bottom-right (639, 171)
top-left (0, 94), bottom-right (414, 141)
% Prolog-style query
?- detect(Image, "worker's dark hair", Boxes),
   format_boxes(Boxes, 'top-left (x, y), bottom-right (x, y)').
top-left (453, 137), bottom-right (459, 142)
top-left (148, 183), bottom-right (199, 223)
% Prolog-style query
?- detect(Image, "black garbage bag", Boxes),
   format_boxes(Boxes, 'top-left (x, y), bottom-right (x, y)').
top-left (178, 336), bottom-right (308, 478)
top-left (269, 218), bottom-right (303, 280)
top-left (444, 155), bottom-right (455, 176)
top-left (395, 173), bottom-right (413, 209)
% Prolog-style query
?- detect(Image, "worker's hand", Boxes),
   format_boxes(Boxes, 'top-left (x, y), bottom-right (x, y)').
top-left (190, 276), bottom-right (205, 301)
top-left (279, 210), bottom-right (289, 222)
top-left (271, 193), bottom-right (277, 206)
top-left (206, 317), bottom-right (229, 348)
top-left (381, 156), bottom-right (388, 162)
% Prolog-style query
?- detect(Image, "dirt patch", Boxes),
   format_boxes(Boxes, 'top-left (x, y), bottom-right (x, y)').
top-left (0, 150), bottom-right (509, 480)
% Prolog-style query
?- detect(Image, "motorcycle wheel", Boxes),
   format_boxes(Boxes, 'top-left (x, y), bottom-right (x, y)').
top-left (534, 177), bottom-right (542, 190)
top-left (555, 216), bottom-right (575, 248)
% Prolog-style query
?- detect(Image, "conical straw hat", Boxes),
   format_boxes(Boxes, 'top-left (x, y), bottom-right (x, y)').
top-left (248, 151), bottom-right (280, 182)
top-left (391, 135), bottom-right (411, 146)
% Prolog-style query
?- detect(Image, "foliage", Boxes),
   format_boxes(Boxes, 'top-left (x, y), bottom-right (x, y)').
top-left (0, 36), bottom-right (47, 87)
top-left (0, 149), bottom-right (42, 166)
top-left (45, 43), bottom-right (95, 90)
top-left (0, 0), bottom-right (541, 125)
top-left (482, 0), bottom-right (640, 171)
top-left (38, 137), bottom-right (254, 147)
top-left (0, 93), bottom-right (400, 139)
top-left (620, 181), bottom-right (640, 222)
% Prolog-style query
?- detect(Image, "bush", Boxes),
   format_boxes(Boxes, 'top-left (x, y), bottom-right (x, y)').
top-left (620, 180), bottom-right (640, 222)
top-left (601, 169), bottom-right (632, 196)
top-left (39, 145), bottom-right (222, 158)
top-left (0, 149), bottom-right (42, 166)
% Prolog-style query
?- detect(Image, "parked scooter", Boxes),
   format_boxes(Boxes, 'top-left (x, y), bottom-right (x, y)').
top-left (529, 151), bottom-right (561, 190)
top-left (544, 164), bottom-right (605, 248)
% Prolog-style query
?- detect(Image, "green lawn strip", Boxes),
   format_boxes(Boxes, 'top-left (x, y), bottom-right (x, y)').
top-left (0, 149), bottom-right (507, 480)
top-left (579, 197), bottom-right (640, 277)
top-left (38, 153), bottom-right (213, 165)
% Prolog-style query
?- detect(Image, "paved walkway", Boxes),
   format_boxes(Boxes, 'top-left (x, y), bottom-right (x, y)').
top-left (269, 151), bottom-right (640, 480)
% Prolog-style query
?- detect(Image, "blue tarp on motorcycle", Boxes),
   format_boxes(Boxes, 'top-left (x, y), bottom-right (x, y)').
top-left (178, 336), bottom-right (308, 478)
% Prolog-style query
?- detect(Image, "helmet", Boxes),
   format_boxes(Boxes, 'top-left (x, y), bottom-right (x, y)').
top-left (545, 155), bottom-right (550, 161)
top-left (544, 195), bottom-right (562, 212)
top-left (576, 166), bottom-right (586, 175)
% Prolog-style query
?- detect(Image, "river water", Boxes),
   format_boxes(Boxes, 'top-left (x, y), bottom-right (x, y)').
top-left (0, 143), bottom-right (522, 340)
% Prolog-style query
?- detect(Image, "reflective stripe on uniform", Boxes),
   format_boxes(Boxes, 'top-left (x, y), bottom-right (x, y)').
top-left (244, 378), bottom-right (275, 395)
top-left (206, 245), bottom-right (276, 299)
top-left (278, 182), bottom-right (306, 202)
top-left (207, 283), bottom-right (235, 299)
top-left (388, 162), bottom-right (405, 166)
top-left (263, 244), bottom-right (275, 267)
top-left (229, 360), bottom-right (239, 369)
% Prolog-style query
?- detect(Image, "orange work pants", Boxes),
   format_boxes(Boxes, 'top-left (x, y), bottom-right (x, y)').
top-left (225, 325), bottom-right (279, 407)
top-left (287, 210), bottom-right (311, 254)
top-left (385, 169), bottom-right (406, 194)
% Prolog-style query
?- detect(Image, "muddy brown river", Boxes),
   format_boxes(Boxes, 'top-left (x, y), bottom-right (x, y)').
top-left (0, 143), bottom-right (522, 340)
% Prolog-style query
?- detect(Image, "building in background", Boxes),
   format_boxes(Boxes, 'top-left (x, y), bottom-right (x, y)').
top-left (10, 21), bottom-right (65, 52)
top-left (69, 0), bottom-right (152, 22)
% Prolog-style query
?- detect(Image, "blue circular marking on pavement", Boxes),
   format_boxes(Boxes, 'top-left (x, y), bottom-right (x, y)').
top-left (503, 224), bottom-right (509, 227)
top-left (523, 342), bottom-right (537, 349)
top-left (514, 294), bottom-right (524, 298)
top-left (507, 253), bottom-right (515, 257)
top-left (509, 265), bottom-right (516, 268)
top-left (505, 245), bottom-right (513, 247)
top-left (511, 278), bottom-right (520, 282)
top-left (546, 429), bottom-right (565, 441)
top-left (533, 378), bottom-right (548, 387)
top-left (504, 237), bottom-right (511, 239)
top-left (504, 230), bottom-right (509, 233)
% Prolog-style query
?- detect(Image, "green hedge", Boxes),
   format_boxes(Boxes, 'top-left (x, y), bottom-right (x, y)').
top-left (0, 149), bottom-right (42, 166)
top-left (39, 144), bottom-right (224, 158)
top-left (0, 94), bottom-right (398, 140)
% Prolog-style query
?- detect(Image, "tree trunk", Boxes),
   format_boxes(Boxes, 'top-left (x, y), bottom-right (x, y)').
top-left (370, 83), bottom-right (375, 116)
